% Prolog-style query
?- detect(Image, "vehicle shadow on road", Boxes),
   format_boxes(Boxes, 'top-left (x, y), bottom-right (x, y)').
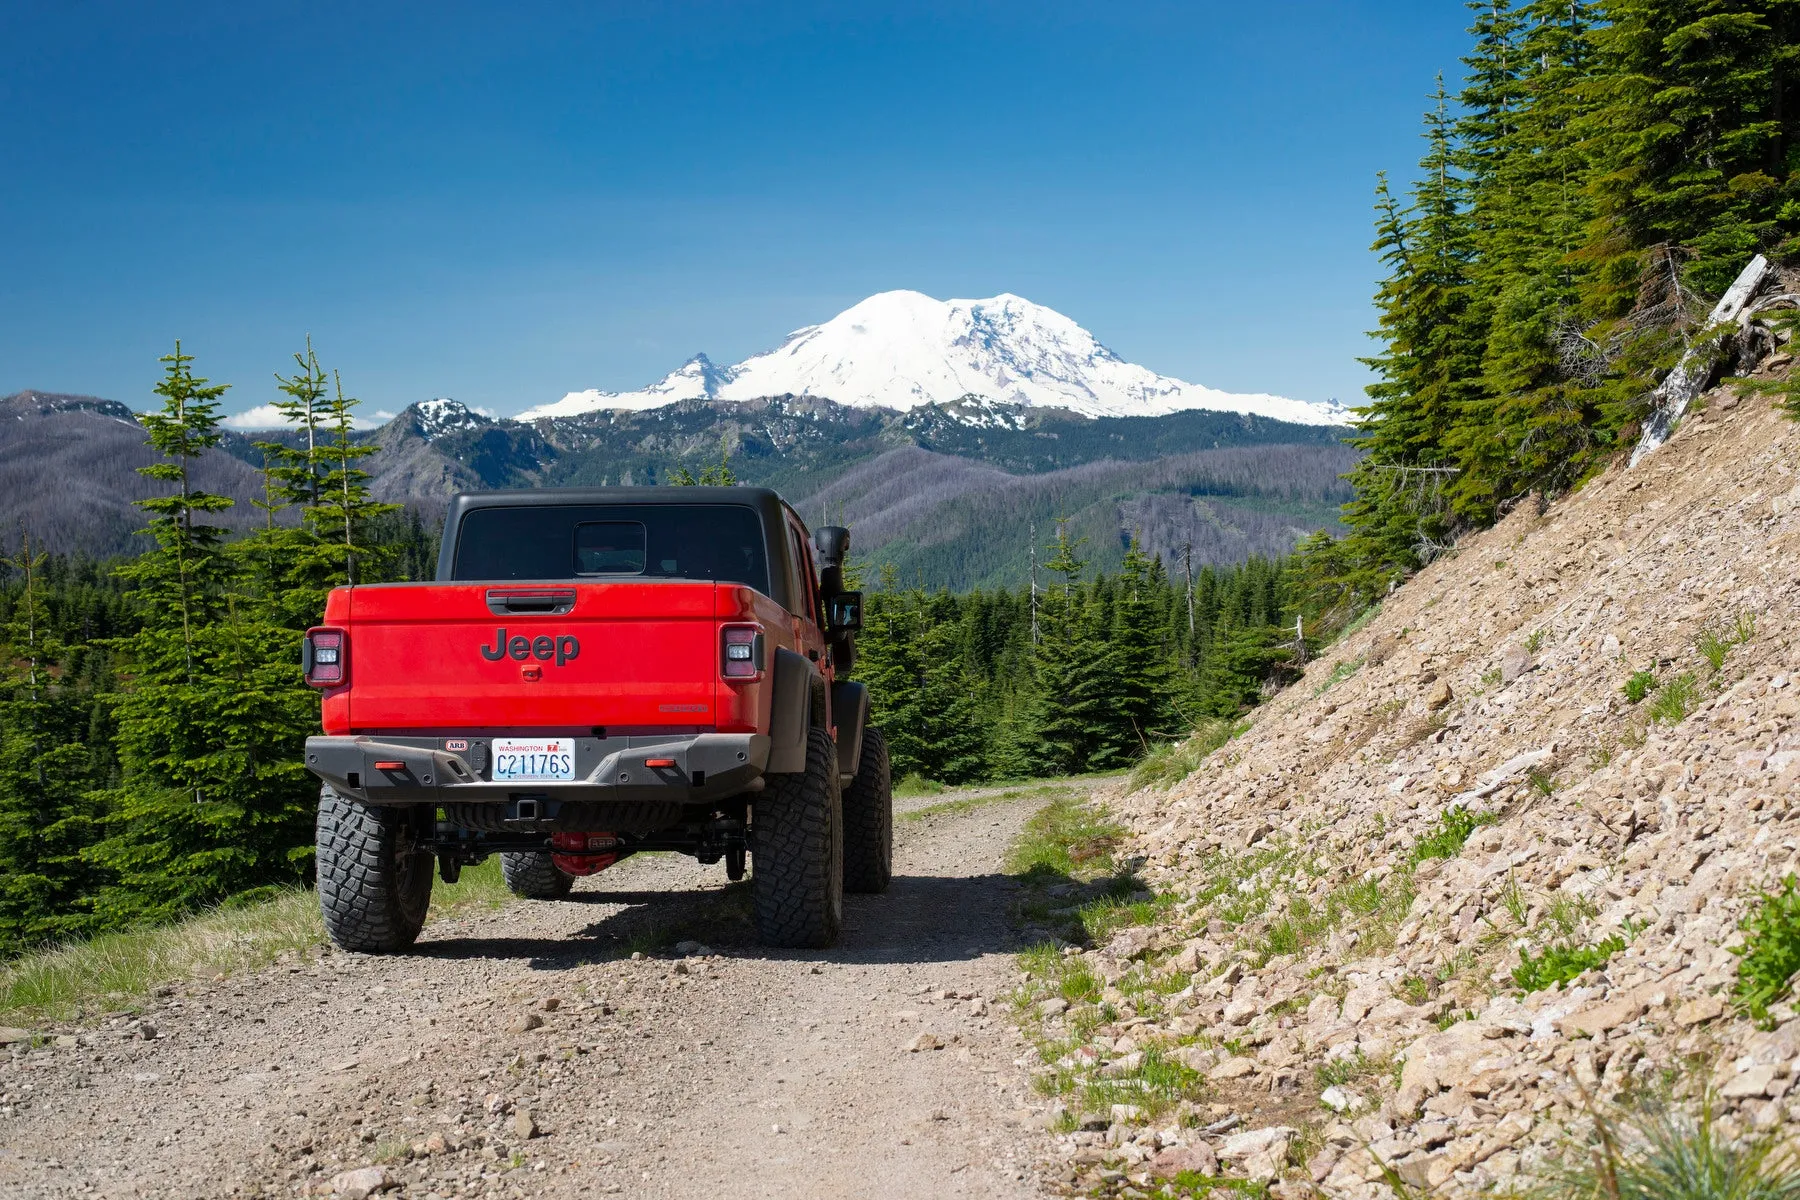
top-left (413, 869), bottom-right (1031, 971)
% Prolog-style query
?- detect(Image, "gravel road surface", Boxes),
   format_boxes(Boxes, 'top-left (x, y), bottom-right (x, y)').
top-left (1, 784), bottom-right (1087, 1199)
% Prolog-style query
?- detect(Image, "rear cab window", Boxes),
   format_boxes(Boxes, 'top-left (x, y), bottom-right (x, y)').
top-left (452, 504), bottom-right (771, 595)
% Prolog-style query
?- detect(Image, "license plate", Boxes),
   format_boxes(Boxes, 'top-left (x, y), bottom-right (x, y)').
top-left (490, 738), bottom-right (576, 782)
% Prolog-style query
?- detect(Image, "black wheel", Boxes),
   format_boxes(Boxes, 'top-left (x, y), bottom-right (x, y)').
top-left (841, 726), bottom-right (892, 894)
top-left (316, 786), bottom-right (433, 954)
top-left (501, 851), bottom-right (576, 899)
top-left (752, 726), bottom-right (844, 948)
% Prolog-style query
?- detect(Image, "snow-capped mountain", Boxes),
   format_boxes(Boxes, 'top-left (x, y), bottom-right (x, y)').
top-left (520, 291), bottom-right (1345, 425)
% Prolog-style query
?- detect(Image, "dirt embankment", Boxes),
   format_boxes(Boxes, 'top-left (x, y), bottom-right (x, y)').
top-left (0, 786), bottom-right (1102, 1200)
top-left (1028, 364), bottom-right (1800, 1195)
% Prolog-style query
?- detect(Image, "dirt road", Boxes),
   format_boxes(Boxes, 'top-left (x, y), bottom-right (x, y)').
top-left (1, 785), bottom-right (1087, 1199)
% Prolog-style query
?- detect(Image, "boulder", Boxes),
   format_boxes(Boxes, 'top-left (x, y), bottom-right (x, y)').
top-left (1150, 1143), bottom-right (1218, 1179)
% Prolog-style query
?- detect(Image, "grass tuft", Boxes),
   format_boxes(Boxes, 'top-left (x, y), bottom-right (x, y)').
top-left (1648, 673), bottom-right (1701, 726)
top-left (892, 773), bottom-right (945, 798)
top-left (1007, 793), bottom-right (1124, 879)
top-left (1131, 719), bottom-right (1249, 790)
top-left (1411, 805), bottom-right (1497, 863)
top-left (1534, 1092), bottom-right (1800, 1200)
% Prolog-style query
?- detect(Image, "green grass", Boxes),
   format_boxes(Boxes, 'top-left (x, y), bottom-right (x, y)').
top-left (1316, 1049), bottom-right (1369, 1089)
top-left (892, 772), bottom-right (945, 798)
top-left (1532, 1092), bottom-right (1800, 1200)
top-left (1648, 673), bottom-right (1701, 725)
top-left (1734, 874), bottom-right (1800, 1024)
top-left (1252, 867), bottom-right (1417, 963)
top-left (1006, 793), bottom-right (1125, 879)
top-left (1312, 657), bottom-right (1365, 698)
top-left (1410, 805), bottom-right (1497, 863)
top-left (0, 858), bottom-right (512, 1024)
top-left (1696, 614), bottom-right (1755, 675)
top-left (1501, 872), bottom-right (1530, 926)
top-left (1078, 1045), bottom-right (1206, 1120)
top-left (1130, 719), bottom-right (1249, 790)
top-left (1624, 669), bottom-right (1659, 704)
top-left (1512, 934), bottom-right (1626, 993)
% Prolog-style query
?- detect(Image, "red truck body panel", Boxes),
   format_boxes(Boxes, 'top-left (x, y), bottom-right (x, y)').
top-left (317, 581), bottom-right (801, 735)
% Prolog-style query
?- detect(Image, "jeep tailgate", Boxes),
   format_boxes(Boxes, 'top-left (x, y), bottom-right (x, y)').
top-left (332, 582), bottom-right (721, 731)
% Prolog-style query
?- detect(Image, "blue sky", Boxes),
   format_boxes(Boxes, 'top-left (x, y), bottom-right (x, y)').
top-left (0, 1), bottom-right (1472, 421)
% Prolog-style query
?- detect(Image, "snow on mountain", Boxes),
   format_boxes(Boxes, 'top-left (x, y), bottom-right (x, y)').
top-left (520, 291), bottom-right (1346, 425)
top-left (407, 397), bottom-right (493, 441)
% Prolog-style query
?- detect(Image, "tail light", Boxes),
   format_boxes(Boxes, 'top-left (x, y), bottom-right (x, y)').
top-left (720, 624), bottom-right (765, 679)
top-left (303, 627), bottom-right (348, 688)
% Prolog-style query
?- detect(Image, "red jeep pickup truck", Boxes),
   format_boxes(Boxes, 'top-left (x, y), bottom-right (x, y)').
top-left (301, 487), bottom-right (891, 952)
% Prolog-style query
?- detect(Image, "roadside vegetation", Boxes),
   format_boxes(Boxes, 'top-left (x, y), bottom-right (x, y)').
top-left (0, 858), bottom-right (509, 1024)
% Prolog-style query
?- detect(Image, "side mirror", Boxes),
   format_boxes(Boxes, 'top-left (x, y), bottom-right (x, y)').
top-left (826, 590), bottom-right (863, 634)
top-left (813, 525), bottom-right (850, 568)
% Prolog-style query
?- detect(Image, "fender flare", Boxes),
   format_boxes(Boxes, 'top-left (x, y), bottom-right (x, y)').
top-left (766, 648), bottom-right (821, 774)
top-left (830, 680), bottom-right (869, 781)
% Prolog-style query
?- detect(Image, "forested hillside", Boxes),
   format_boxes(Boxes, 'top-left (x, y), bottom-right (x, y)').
top-left (854, 538), bottom-right (1306, 785)
top-left (1298, 0), bottom-right (1800, 617)
top-left (0, 387), bottom-right (1350, 585)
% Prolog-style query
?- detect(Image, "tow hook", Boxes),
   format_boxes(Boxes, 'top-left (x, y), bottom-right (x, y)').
top-left (551, 832), bottom-right (620, 876)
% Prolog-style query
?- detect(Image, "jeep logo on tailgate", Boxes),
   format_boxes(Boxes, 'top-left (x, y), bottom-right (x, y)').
top-left (481, 628), bottom-right (581, 666)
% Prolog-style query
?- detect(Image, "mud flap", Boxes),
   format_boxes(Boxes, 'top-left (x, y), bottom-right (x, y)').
top-left (831, 680), bottom-right (868, 781)
top-left (766, 648), bottom-right (817, 774)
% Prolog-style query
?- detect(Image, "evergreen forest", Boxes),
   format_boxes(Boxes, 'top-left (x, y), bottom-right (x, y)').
top-left (1294, 0), bottom-right (1800, 622)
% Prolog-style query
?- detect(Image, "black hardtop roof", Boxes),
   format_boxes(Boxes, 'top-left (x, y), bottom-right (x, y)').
top-left (436, 487), bottom-right (811, 605)
top-left (444, 486), bottom-right (800, 532)
top-left (448, 485), bottom-right (787, 512)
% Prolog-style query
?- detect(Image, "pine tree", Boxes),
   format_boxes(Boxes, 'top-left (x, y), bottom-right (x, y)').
top-left (1024, 523), bottom-right (1114, 774)
top-left (854, 567), bottom-right (931, 781)
top-left (307, 371), bottom-right (400, 587)
top-left (909, 601), bottom-right (989, 783)
top-left (1092, 538), bottom-right (1169, 764)
top-left (89, 346), bottom-right (311, 924)
top-left (0, 531), bottom-right (109, 953)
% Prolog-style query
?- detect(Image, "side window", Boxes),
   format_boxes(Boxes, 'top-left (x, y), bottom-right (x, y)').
top-left (786, 523), bottom-right (817, 621)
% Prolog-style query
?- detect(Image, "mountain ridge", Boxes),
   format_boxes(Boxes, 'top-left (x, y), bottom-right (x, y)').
top-left (0, 389), bottom-right (1353, 584)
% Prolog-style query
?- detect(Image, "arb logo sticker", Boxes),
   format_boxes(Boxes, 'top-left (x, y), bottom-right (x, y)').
top-left (481, 628), bottom-right (581, 666)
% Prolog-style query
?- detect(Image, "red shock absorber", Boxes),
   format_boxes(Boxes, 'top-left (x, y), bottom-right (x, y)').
top-left (550, 832), bottom-right (620, 876)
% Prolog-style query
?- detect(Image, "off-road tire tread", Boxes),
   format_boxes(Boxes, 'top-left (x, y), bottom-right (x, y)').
top-left (316, 787), bottom-right (433, 954)
top-left (841, 726), bottom-right (893, 894)
top-left (752, 726), bottom-right (844, 948)
top-left (501, 851), bottom-right (576, 899)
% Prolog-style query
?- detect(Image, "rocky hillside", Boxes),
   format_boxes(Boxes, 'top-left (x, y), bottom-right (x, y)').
top-left (1023, 354), bottom-right (1800, 1195)
top-left (0, 391), bottom-right (282, 557)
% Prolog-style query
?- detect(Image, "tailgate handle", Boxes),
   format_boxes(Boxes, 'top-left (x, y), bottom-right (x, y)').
top-left (487, 588), bottom-right (577, 616)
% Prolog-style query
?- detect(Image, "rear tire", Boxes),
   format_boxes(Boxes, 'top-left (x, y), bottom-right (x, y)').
top-left (316, 787), bottom-right (433, 954)
top-left (501, 851), bottom-right (576, 899)
top-left (841, 726), bottom-right (893, 894)
top-left (752, 726), bottom-right (844, 948)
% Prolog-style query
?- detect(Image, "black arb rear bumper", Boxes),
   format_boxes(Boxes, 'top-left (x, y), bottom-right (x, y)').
top-left (303, 732), bottom-right (769, 823)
